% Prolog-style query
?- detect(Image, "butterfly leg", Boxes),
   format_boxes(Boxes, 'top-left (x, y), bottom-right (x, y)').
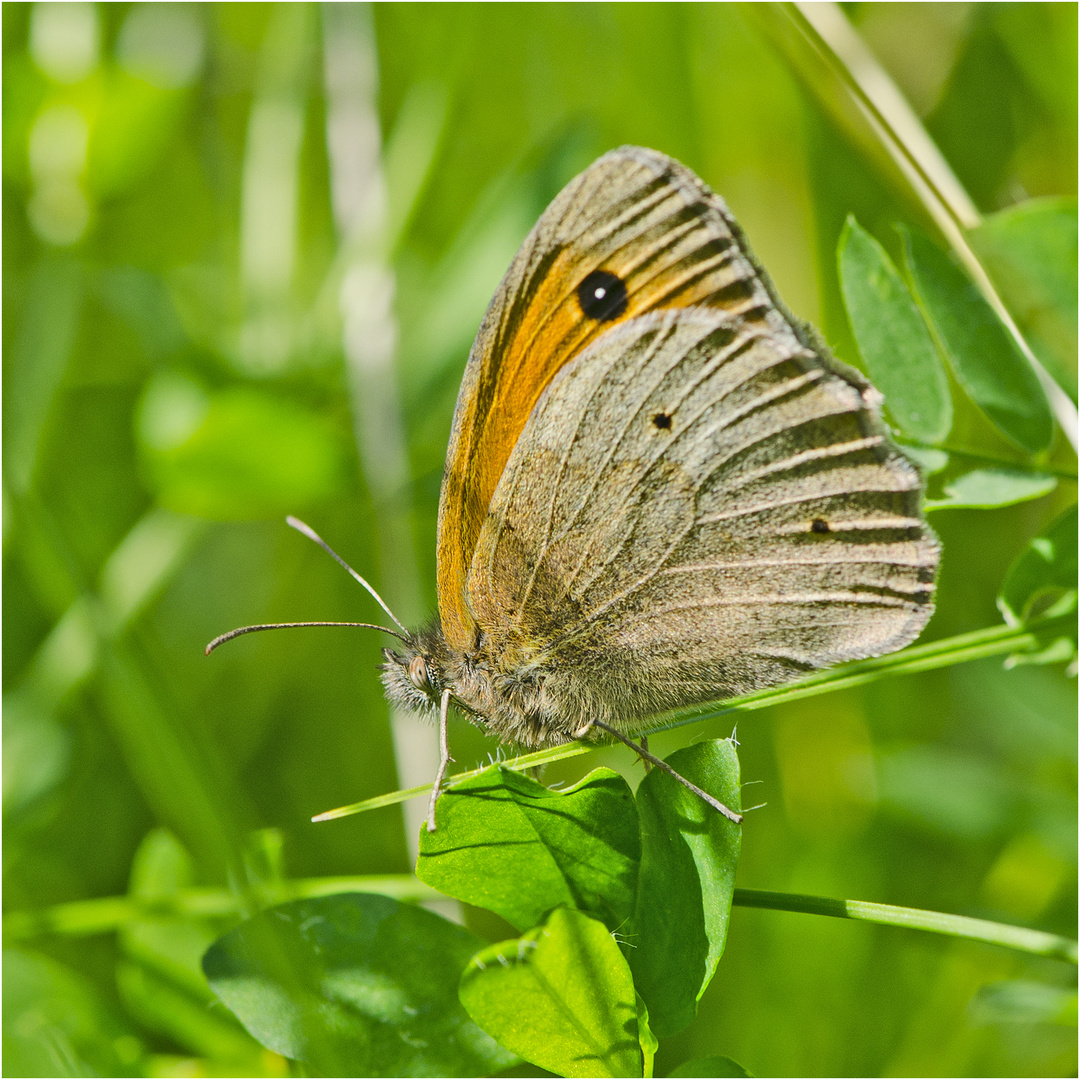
top-left (586, 720), bottom-right (743, 825)
top-left (639, 735), bottom-right (653, 773)
top-left (425, 689), bottom-right (454, 832)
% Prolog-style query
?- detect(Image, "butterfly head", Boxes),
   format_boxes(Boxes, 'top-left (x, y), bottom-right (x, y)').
top-left (380, 620), bottom-right (452, 715)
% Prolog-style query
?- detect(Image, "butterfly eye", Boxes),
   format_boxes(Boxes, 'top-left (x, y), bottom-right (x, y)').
top-left (408, 655), bottom-right (431, 690)
top-left (577, 269), bottom-right (628, 321)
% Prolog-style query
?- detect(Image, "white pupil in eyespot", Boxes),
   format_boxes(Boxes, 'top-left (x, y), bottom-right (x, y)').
top-left (594, 287), bottom-right (606, 299)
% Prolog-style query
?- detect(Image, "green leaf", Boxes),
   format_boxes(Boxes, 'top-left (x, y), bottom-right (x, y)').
top-left (837, 216), bottom-right (953, 443)
top-left (925, 468), bottom-right (1057, 511)
top-left (201, 892), bottom-right (515, 1077)
top-left (417, 765), bottom-right (640, 932)
top-left (668, 1056), bottom-right (755, 1077)
top-left (628, 740), bottom-right (742, 1038)
top-left (459, 906), bottom-right (643, 1079)
top-left (969, 198), bottom-right (1078, 402)
top-left (900, 226), bottom-right (1054, 453)
top-left (998, 504), bottom-right (1078, 628)
top-left (136, 372), bottom-right (347, 520)
top-left (896, 444), bottom-right (949, 475)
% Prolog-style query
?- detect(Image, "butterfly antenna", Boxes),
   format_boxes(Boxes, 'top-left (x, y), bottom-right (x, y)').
top-left (286, 516), bottom-right (410, 634)
top-left (206, 620), bottom-right (408, 656)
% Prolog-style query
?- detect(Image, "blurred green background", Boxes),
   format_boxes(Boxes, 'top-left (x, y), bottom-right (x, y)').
top-left (3, 3), bottom-right (1076, 1077)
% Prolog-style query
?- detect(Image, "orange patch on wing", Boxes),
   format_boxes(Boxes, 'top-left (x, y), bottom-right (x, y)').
top-left (436, 184), bottom-right (764, 653)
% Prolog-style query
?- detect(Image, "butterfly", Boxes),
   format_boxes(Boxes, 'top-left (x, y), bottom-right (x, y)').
top-left (210, 147), bottom-right (939, 831)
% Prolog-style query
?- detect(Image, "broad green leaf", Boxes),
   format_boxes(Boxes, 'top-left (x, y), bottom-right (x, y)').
top-left (202, 892), bottom-right (515, 1077)
top-left (970, 198), bottom-right (1078, 402)
top-left (628, 740), bottom-right (741, 1038)
top-left (998, 504), bottom-right (1078, 629)
top-left (136, 372), bottom-right (347, 520)
top-left (418, 765), bottom-right (640, 932)
top-left (837, 217), bottom-right (952, 443)
top-left (925, 468), bottom-right (1057, 511)
top-left (668, 1056), bottom-right (755, 1077)
top-left (459, 907), bottom-right (643, 1079)
top-left (901, 226), bottom-right (1054, 453)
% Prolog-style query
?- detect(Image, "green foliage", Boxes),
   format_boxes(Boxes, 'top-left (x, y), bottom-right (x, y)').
top-left (628, 742), bottom-right (741, 1038)
top-left (927, 468), bottom-right (1057, 511)
top-left (901, 225), bottom-right (1054, 453)
top-left (459, 907), bottom-right (644, 1079)
top-left (3, 4), bottom-right (1076, 1078)
top-left (417, 766), bottom-right (641, 932)
top-left (202, 892), bottom-right (515, 1077)
top-left (970, 199), bottom-right (1078, 401)
top-left (838, 217), bottom-right (953, 443)
top-left (999, 504), bottom-right (1078, 626)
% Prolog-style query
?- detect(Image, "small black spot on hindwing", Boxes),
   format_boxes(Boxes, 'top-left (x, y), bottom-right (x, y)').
top-left (577, 269), bottom-right (628, 321)
top-left (652, 412), bottom-right (672, 430)
top-left (811, 518), bottom-right (830, 534)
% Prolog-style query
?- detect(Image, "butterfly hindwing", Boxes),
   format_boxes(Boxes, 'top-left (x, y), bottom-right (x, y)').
top-left (466, 307), bottom-right (938, 727)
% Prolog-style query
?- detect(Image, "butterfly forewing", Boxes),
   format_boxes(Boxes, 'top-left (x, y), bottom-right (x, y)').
top-left (437, 147), bottom-right (794, 651)
top-left (467, 307), bottom-right (938, 727)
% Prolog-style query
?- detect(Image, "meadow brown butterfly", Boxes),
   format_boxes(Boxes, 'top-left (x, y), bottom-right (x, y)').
top-left (211, 147), bottom-right (939, 829)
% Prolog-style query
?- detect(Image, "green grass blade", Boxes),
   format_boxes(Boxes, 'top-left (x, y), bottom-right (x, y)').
top-left (733, 889), bottom-right (1078, 963)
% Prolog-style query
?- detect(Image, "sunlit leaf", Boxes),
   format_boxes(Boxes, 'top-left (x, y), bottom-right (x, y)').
top-left (837, 217), bottom-right (952, 443)
top-left (417, 765), bottom-right (639, 932)
top-left (202, 892), bottom-right (515, 1077)
top-left (925, 468), bottom-right (1057, 511)
top-left (901, 226), bottom-right (1054, 453)
top-left (970, 197), bottom-right (1078, 402)
top-left (459, 906), bottom-right (643, 1079)
top-left (628, 740), bottom-right (741, 1038)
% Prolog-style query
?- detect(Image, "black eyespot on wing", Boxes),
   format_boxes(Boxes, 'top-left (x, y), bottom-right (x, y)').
top-left (811, 518), bottom-right (830, 534)
top-left (652, 412), bottom-right (672, 430)
top-left (577, 269), bottom-right (628, 321)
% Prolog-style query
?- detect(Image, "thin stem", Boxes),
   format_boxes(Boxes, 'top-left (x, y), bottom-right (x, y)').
top-left (311, 613), bottom-right (1074, 822)
top-left (7, 879), bottom-right (1073, 966)
top-left (733, 889), bottom-right (1078, 964)
top-left (750, 3), bottom-right (1078, 450)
